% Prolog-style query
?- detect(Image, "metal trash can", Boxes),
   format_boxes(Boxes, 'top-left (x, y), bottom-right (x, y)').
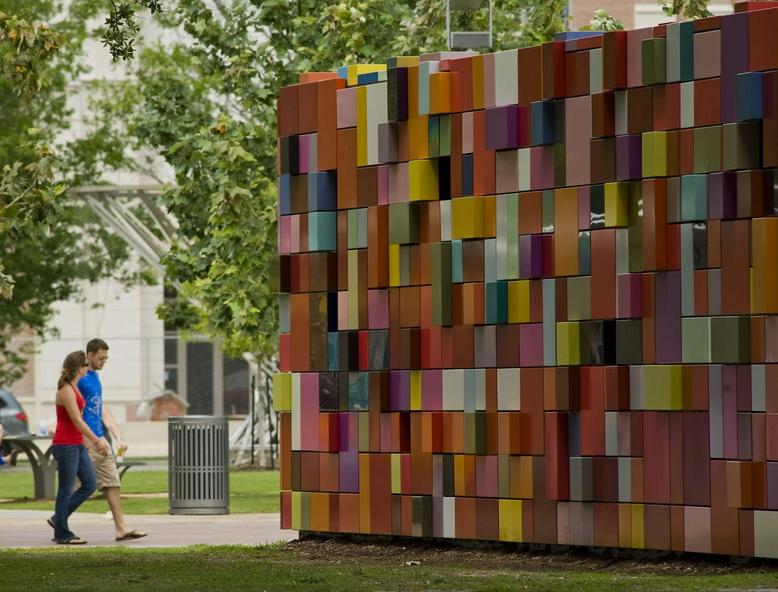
top-left (168, 416), bottom-right (229, 515)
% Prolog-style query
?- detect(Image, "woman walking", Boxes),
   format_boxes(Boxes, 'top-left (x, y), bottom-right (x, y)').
top-left (51, 351), bottom-right (110, 544)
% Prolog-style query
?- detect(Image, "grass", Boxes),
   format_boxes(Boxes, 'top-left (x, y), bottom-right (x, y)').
top-left (0, 468), bottom-right (279, 514)
top-left (2, 544), bottom-right (778, 591)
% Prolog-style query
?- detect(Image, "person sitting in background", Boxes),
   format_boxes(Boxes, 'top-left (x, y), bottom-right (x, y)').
top-left (0, 425), bottom-right (19, 467)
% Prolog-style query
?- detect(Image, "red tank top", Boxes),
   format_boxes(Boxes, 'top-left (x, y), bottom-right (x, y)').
top-left (53, 383), bottom-right (85, 445)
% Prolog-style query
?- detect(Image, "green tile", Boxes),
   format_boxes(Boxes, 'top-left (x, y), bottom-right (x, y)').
top-left (710, 315), bottom-right (750, 363)
top-left (388, 202), bottom-right (419, 244)
top-left (682, 317), bottom-right (711, 363)
top-left (722, 121), bottom-right (760, 171)
top-left (308, 211), bottom-right (337, 251)
top-left (681, 175), bottom-right (708, 221)
top-left (641, 37), bottom-right (667, 86)
top-left (693, 125), bottom-right (722, 173)
top-left (431, 241), bottom-right (452, 326)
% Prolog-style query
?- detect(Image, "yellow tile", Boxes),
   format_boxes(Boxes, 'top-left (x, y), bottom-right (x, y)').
top-left (556, 322), bottom-right (580, 366)
top-left (498, 499), bottom-right (523, 542)
top-left (291, 491), bottom-right (302, 530)
top-left (410, 370), bottom-right (422, 410)
top-left (644, 365), bottom-right (684, 410)
top-left (408, 116), bottom-right (429, 160)
top-left (508, 280), bottom-right (530, 323)
top-left (391, 453), bottom-right (401, 494)
top-left (347, 64), bottom-right (386, 87)
top-left (642, 131), bottom-right (668, 178)
top-left (631, 504), bottom-right (645, 549)
top-left (272, 373), bottom-right (292, 412)
top-left (409, 159), bottom-right (439, 201)
top-left (451, 197), bottom-right (485, 239)
top-left (356, 86), bottom-right (368, 166)
top-left (389, 244), bottom-right (401, 286)
top-left (392, 56), bottom-right (420, 67)
top-left (604, 182), bottom-right (630, 227)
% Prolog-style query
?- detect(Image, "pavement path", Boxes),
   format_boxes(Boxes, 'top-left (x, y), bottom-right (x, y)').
top-left (0, 510), bottom-right (297, 548)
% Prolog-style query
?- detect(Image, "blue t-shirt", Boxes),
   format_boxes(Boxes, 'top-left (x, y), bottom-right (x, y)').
top-left (78, 370), bottom-right (103, 438)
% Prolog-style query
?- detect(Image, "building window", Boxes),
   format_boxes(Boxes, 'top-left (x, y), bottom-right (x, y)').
top-left (223, 356), bottom-right (250, 416)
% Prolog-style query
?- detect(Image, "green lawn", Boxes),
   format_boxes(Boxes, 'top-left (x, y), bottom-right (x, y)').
top-left (2, 545), bottom-right (778, 591)
top-left (0, 468), bottom-right (279, 514)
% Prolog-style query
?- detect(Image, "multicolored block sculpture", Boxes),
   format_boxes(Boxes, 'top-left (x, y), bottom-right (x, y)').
top-left (274, 2), bottom-right (778, 558)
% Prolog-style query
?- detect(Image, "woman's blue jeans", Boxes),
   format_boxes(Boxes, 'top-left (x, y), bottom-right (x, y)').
top-left (52, 444), bottom-right (96, 541)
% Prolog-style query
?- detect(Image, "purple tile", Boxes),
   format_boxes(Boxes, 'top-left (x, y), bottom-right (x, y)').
top-left (390, 370), bottom-right (410, 410)
top-left (654, 271), bottom-right (681, 364)
top-left (486, 105), bottom-right (520, 150)
top-left (520, 234), bottom-right (543, 278)
top-left (616, 134), bottom-right (642, 181)
top-left (720, 12), bottom-right (749, 124)
top-left (339, 450), bottom-right (359, 492)
top-left (708, 171), bottom-right (737, 220)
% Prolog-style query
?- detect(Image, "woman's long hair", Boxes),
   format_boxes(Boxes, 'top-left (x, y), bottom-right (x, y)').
top-left (57, 351), bottom-right (86, 390)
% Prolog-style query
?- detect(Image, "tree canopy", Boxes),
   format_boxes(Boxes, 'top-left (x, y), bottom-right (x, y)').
top-left (0, 0), bottom-right (151, 385)
top-left (1, 0), bottom-right (713, 384)
top-left (82, 0), bottom-right (571, 364)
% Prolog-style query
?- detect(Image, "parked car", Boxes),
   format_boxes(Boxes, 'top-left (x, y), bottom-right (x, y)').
top-left (0, 389), bottom-right (29, 436)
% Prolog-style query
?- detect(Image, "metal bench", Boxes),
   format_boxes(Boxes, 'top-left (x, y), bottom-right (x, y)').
top-left (116, 460), bottom-right (147, 481)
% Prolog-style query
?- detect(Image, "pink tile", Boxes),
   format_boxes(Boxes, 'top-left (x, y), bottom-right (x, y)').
top-left (626, 27), bottom-right (653, 88)
top-left (377, 165), bottom-right (389, 205)
top-left (475, 455), bottom-right (498, 497)
top-left (337, 87), bottom-right (357, 128)
top-left (557, 501), bottom-right (571, 545)
top-left (279, 216), bottom-right (291, 254)
top-left (683, 506), bottom-right (711, 554)
top-left (299, 134), bottom-right (312, 173)
top-left (530, 146), bottom-right (554, 190)
top-left (495, 150), bottom-right (519, 193)
top-left (519, 323), bottom-right (544, 367)
top-left (368, 289), bottom-right (390, 329)
top-left (389, 162), bottom-right (409, 203)
top-left (565, 95), bottom-right (591, 187)
top-left (422, 369), bottom-right (442, 410)
top-left (290, 215), bottom-right (301, 253)
top-left (300, 373), bottom-right (320, 451)
top-left (618, 273), bottom-right (643, 318)
top-left (462, 111), bottom-right (474, 154)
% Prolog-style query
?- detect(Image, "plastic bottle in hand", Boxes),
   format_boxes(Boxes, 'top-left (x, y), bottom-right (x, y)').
top-left (38, 419), bottom-right (48, 437)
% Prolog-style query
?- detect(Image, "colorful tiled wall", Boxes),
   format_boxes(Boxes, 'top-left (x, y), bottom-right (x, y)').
top-left (274, 2), bottom-right (778, 557)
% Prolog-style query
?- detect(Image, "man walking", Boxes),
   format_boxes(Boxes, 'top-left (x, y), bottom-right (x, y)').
top-left (79, 338), bottom-right (147, 542)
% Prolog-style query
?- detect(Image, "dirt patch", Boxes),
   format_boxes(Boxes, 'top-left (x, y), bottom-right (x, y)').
top-left (284, 535), bottom-right (778, 576)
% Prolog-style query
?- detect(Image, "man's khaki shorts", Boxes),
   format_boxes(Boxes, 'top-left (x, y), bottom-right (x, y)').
top-left (86, 444), bottom-right (121, 490)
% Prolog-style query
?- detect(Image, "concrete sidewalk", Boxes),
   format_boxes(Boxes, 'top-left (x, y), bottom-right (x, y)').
top-left (0, 510), bottom-right (297, 548)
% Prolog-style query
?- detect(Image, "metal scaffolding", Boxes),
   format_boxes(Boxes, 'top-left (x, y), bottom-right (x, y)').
top-left (69, 184), bottom-right (175, 277)
top-left (446, 0), bottom-right (493, 50)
